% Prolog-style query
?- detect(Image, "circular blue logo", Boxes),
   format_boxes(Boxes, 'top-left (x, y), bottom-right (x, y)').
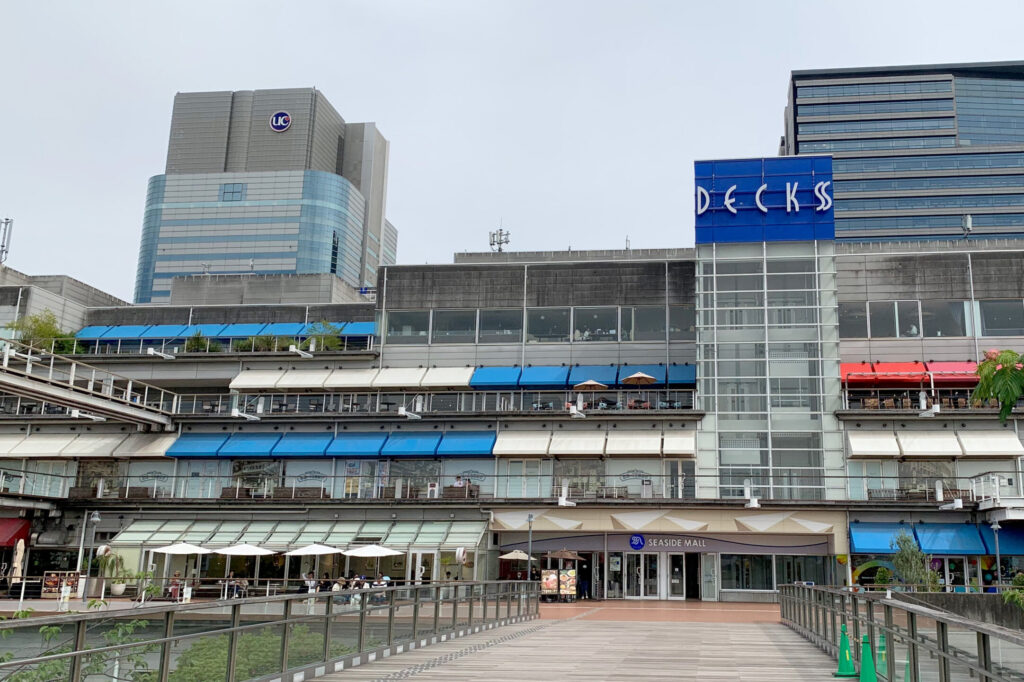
top-left (629, 534), bottom-right (645, 550)
top-left (269, 111), bottom-right (291, 132)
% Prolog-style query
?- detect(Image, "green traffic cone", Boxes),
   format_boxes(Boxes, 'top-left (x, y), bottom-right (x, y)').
top-left (876, 631), bottom-right (887, 670)
top-left (834, 624), bottom-right (857, 677)
top-left (859, 635), bottom-right (879, 682)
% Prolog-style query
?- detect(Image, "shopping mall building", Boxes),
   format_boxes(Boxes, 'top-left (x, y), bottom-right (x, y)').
top-left (3, 61), bottom-right (1024, 602)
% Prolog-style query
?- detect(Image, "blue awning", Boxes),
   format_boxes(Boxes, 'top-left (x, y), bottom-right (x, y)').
top-left (850, 522), bottom-right (915, 554)
top-left (301, 321), bottom-right (347, 335)
top-left (218, 433), bottom-right (282, 458)
top-left (470, 366), bottom-right (522, 390)
top-left (382, 432), bottom-right (442, 457)
top-left (139, 324), bottom-right (189, 339)
top-left (568, 365), bottom-right (618, 387)
top-left (272, 432), bottom-right (334, 457)
top-left (179, 324), bottom-right (227, 339)
top-left (617, 364), bottom-right (667, 387)
top-left (437, 432), bottom-right (497, 457)
top-left (99, 325), bottom-right (152, 340)
top-left (75, 326), bottom-right (112, 339)
top-left (340, 321), bottom-right (376, 336)
top-left (981, 524), bottom-right (1024, 556)
top-left (166, 433), bottom-right (230, 457)
top-left (218, 323), bottom-right (269, 338)
top-left (915, 523), bottom-right (987, 555)
top-left (668, 364), bottom-right (697, 385)
top-left (519, 366), bottom-right (570, 389)
top-left (326, 433), bottom-right (388, 458)
top-left (261, 323), bottom-right (306, 337)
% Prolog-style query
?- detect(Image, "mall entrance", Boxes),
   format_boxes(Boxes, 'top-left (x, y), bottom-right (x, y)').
top-left (620, 552), bottom-right (704, 600)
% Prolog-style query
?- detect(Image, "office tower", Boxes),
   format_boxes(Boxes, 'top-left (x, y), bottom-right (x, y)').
top-left (782, 62), bottom-right (1024, 240)
top-left (134, 88), bottom-right (397, 303)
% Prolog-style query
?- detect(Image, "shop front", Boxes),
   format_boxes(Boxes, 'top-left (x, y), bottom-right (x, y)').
top-left (493, 508), bottom-right (845, 602)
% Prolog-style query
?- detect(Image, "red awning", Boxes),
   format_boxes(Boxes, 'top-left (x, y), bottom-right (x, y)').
top-left (841, 362), bottom-right (876, 385)
top-left (0, 519), bottom-right (30, 547)
top-left (925, 361), bottom-right (979, 386)
top-left (870, 362), bottom-right (929, 385)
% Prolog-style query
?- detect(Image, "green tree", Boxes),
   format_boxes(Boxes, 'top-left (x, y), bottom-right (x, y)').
top-left (872, 566), bottom-right (891, 589)
top-left (302, 321), bottom-right (343, 351)
top-left (891, 529), bottom-right (930, 589)
top-left (973, 349), bottom-right (1024, 422)
top-left (5, 310), bottom-right (75, 353)
top-left (1003, 572), bottom-right (1024, 610)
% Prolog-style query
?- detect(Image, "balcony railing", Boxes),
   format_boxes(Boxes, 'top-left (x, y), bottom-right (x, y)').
top-left (175, 389), bottom-right (697, 417)
top-left (16, 334), bottom-right (375, 357)
top-left (843, 388), bottom-right (1005, 411)
top-left (39, 471), bottom-right (1016, 504)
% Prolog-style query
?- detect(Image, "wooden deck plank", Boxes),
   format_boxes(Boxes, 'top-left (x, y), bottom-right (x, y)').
top-left (323, 618), bottom-right (836, 681)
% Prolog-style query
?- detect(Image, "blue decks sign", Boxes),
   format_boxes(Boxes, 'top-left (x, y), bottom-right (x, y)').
top-left (694, 156), bottom-right (834, 244)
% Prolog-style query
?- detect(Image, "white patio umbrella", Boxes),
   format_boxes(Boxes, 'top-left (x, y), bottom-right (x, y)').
top-left (151, 543), bottom-right (213, 593)
top-left (621, 371), bottom-right (656, 386)
top-left (498, 550), bottom-right (535, 561)
top-left (285, 544), bottom-right (343, 581)
top-left (343, 544), bottom-right (403, 577)
top-left (214, 544), bottom-right (276, 556)
top-left (10, 539), bottom-right (24, 584)
top-left (151, 542), bottom-right (213, 555)
top-left (215, 544), bottom-right (276, 596)
top-left (573, 379), bottom-right (607, 390)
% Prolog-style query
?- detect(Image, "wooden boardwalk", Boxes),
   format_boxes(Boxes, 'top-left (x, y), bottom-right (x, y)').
top-left (323, 607), bottom-right (836, 681)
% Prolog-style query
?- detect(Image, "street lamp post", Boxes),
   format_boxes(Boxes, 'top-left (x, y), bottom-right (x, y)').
top-left (991, 520), bottom-right (1003, 589)
top-left (527, 514), bottom-right (534, 580)
top-left (81, 511), bottom-right (101, 603)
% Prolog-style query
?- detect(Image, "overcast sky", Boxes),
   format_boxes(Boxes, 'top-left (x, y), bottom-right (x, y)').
top-left (3, 1), bottom-right (1023, 301)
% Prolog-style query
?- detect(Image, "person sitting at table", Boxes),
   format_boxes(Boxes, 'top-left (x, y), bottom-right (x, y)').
top-left (331, 576), bottom-right (349, 604)
top-left (319, 572), bottom-right (332, 592)
top-left (453, 476), bottom-right (464, 488)
top-left (304, 572), bottom-right (318, 593)
top-left (227, 571), bottom-right (242, 598)
top-left (169, 571), bottom-right (182, 601)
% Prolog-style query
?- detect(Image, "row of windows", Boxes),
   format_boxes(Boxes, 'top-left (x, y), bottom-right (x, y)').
top-left (796, 98), bottom-right (953, 117)
top-left (833, 151), bottom-right (1024, 173)
top-left (799, 136), bottom-right (956, 153)
top-left (796, 80), bottom-right (952, 99)
top-left (838, 299), bottom-right (1024, 338)
top-left (838, 192), bottom-right (1024, 212)
top-left (385, 306), bottom-right (696, 345)
top-left (721, 554), bottom-right (829, 590)
top-left (798, 117), bottom-right (954, 135)
top-left (835, 212), bottom-right (1024, 232)
top-left (833, 174), bottom-right (1024, 193)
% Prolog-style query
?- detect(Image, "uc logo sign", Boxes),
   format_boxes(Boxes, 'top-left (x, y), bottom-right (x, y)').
top-left (269, 111), bottom-right (291, 132)
top-left (629, 534), bottom-right (645, 550)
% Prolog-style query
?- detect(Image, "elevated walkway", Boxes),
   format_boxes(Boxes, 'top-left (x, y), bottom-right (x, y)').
top-left (0, 340), bottom-right (173, 427)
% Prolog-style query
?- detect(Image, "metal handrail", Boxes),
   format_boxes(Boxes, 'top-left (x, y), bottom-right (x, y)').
top-left (780, 584), bottom-right (1024, 681)
top-left (0, 580), bottom-right (539, 682)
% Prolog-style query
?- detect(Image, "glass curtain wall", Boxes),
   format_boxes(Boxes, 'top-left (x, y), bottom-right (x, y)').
top-left (696, 241), bottom-right (843, 501)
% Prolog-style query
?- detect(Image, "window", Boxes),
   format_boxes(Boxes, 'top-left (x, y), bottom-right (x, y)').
top-left (838, 303), bottom-right (867, 338)
top-left (622, 306), bottom-right (666, 341)
top-left (479, 309), bottom-right (522, 344)
top-left (979, 299), bottom-right (1024, 336)
top-left (669, 305), bottom-right (695, 340)
top-left (432, 310), bottom-right (476, 344)
top-left (526, 308), bottom-right (569, 343)
top-left (219, 183), bottom-right (246, 201)
top-left (897, 301), bottom-right (921, 337)
top-left (922, 300), bottom-right (968, 337)
top-left (386, 310), bottom-right (429, 344)
top-left (552, 459), bottom-right (603, 493)
top-left (775, 556), bottom-right (828, 586)
top-left (868, 302), bottom-right (896, 337)
top-left (898, 460), bottom-right (956, 492)
top-left (721, 554), bottom-right (774, 590)
top-left (572, 307), bottom-right (617, 342)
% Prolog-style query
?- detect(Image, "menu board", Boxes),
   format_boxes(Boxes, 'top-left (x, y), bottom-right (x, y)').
top-left (541, 569), bottom-right (559, 595)
top-left (42, 571), bottom-right (80, 599)
top-left (559, 569), bottom-right (577, 596)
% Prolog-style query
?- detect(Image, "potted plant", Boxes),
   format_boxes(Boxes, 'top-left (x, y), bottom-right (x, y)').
top-left (873, 566), bottom-right (891, 591)
top-left (97, 551), bottom-right (128, 596)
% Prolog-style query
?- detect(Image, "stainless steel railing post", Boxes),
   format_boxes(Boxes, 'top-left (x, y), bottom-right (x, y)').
top-left (936, 620), bottom-right (950, 682)
top-left (69, 617), bottom-right (88, 682)
top-left (323, 593), bottom-right (335, 665)
top-left (226, 601), bottom-right (241, 682)
top-left (280, 598), bottom-right (293, 673)
top-left (387, 589), bottom-right (396, 646)
top-left (358, 589), bottom-right (369, 652)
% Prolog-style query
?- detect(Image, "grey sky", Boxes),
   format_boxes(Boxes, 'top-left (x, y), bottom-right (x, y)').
top-left (3, 0), bottom-right (1023, 301)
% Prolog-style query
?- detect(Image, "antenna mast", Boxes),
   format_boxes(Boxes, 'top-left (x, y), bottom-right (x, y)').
top-left (489, 225), bottom-right (510, 252)
top-left (0, 218), bottom-right (13, 266)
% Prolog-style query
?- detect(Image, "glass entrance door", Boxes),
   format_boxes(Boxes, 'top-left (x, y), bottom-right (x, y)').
top-left (701, 553), bottom-right (719, 601)
top-left (667, 554), bottom-right (686, 598)
top-left (625, 553), bottom-right (660, 598)
top-left (409, 551), bottom-right (436, 583)
top-left (931, 556), bottom-right (969, 592)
